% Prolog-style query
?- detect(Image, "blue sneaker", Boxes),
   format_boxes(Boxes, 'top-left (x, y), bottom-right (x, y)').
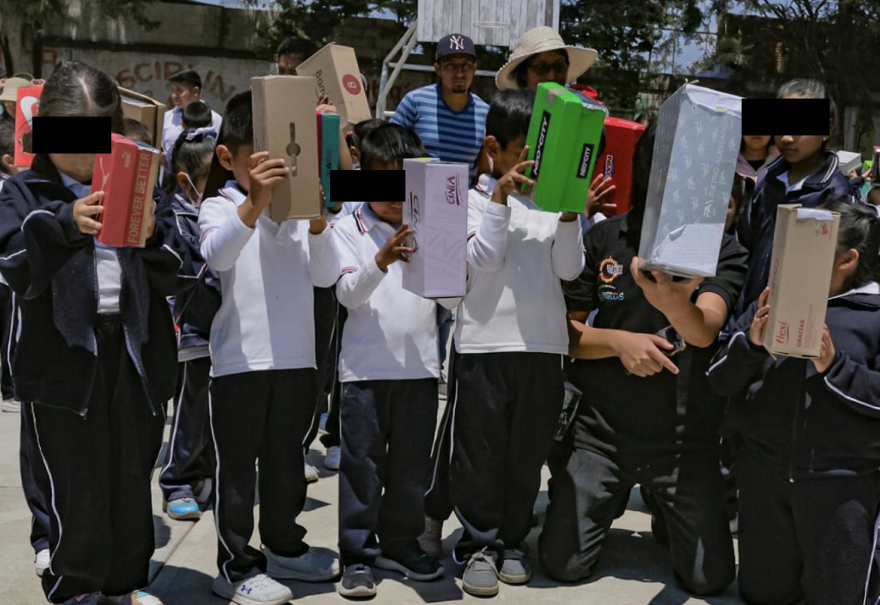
top-left (99, 591), bottom-right (164, 605)
top-left (163, 497), bottom-right (202, 521)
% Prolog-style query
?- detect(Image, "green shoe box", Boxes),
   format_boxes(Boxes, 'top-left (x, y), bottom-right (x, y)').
top-left (523, 82), bottom-right (607, 213)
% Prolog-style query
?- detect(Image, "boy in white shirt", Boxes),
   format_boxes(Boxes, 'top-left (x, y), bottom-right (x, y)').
top-left (449, 89), bottom-right (585, 597)
top-left (198, 91), bottom-right (341, 605)
top-left (333, 124), bottom-right (444, 598)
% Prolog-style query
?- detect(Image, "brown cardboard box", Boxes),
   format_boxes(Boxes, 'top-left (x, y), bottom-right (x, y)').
top-left (763, 205), bottom-right (840, 358)
top-left (296, 43), bottom-right (372, 129)
top-left (118, 87), bottom-right (166, 149)
top-left (251, 76), bottom-right (321, 221)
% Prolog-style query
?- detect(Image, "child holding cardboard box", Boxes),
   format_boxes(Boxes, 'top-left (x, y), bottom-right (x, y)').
top-left (708, 200), bottom-right (880, 605)
top-left (0, 60), bottom-right (186, 605)
top-left (198, 91), bottom-right (341, 605)
top-left (735, 79), bottom-right (855, 319)
top-left (543, 118), bottom-right (745, 595)
top-left (445, 89), bottom-right (585, 598)
top-left (332, 123), bottom-right (448, 598)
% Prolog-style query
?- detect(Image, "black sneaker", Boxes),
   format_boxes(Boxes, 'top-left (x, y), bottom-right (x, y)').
top-left (337, 564), bottom-right (376, 599)
top-left (375, 552), bottom-right (444, 581)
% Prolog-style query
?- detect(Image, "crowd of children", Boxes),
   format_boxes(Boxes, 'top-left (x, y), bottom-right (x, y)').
top-left (1, 30), bottom-right (880, 605)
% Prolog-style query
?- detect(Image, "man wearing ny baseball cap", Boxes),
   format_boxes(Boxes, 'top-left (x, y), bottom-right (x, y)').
top-left (391, 33), bottom-right (488, 169)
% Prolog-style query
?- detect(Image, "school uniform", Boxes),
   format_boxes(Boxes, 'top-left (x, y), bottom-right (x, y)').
top-left (539, 213), bottom-right (746, 594)
top-left (198, 181), bottom-right (339, 583)
top-left (162, 106), bottom-right (222, 159)
top-left (159, 192), bottom-right (221, 504)
top-left (708, 283), bottom-right (880, 605)
top-left (735, 147), bottom-right (781, 183)
top-left (446, 174), bottom-right (584, 560)
top-left (0, 154), bottom-right (186, 603)
top-left (734, 151), bottom-right (855, 319)
top-left (332, 204), bottom-right (440, 564)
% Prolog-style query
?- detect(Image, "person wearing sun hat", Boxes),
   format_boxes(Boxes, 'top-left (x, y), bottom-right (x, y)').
top-left (0, 73), bottom-right (38, 121)
top-left (495, 26), bottom-right (597, 91)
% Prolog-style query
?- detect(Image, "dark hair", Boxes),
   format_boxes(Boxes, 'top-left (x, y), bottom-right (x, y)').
top-left (123, 118), bottom-right (152, 144)
top-left (359, 123), bottom-right (424, 170)
top-left (0, 119), bottom-right (14, 174)
top-left (165, 131), bottom-right (217, 195)
top-left (867, 186), bottom-right (880, 207)
top-left (182, 99), bottom-right (212, 129)
top-left (204, 91), bottom-right (253, 199)
top-left (776, 79), bottom-right (837, 143)
top-left (277, 37), bottom-right (318, 60)
top-left (729, 172), bottom-right (753, 213)
top-left (821, 199), bottom-right (880, 288)
top-left (510, 49), bottom-right (568, 89)
top-left (347, 118), bottom-right (384, 151)
top-left (169, 69), bottom-right (202, 90)
top-left (626, 114), bottom-right (658, 245)
top-left (39, 60), bottom-right (124, 135)
top-left (486, 88), bottom-right (535, 148)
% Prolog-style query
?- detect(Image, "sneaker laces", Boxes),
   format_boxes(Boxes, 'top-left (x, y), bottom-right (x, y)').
top-left (241, 574), bottom-right (277, 592)
top-left (468, 548), bottom-right (499, 575)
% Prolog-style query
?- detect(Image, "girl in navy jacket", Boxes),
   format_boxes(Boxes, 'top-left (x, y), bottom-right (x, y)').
top-left (709, 200), bottom-right (880, 605)
top-left (0, 61), bottom-right (188, 605)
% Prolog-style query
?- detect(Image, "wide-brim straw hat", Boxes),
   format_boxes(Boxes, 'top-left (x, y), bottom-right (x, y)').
top-left (496, 26), bottom-right (597, 90)
top-left (0, 76), bottom-right (34, 103)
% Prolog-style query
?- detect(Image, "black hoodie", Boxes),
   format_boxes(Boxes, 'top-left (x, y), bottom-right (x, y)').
top-left (0, 154), bottom-right (189, 417)
top-left (708, 284), bottom-right (880, 479)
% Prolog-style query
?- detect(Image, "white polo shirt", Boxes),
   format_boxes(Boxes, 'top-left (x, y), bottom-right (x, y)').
top-left (199, 181), bottom-right (339, 377)
top-left (334, 203), bottom-right (440, 383)
top-left (162, 105), bottom-right (223, 157)
top-left (454, 174), bottom-right (586, 355)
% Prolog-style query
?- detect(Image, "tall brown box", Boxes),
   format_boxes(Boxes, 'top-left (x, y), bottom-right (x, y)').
top-left (118, 87), bottom-right (166, 149)
top-left (763, 205), bottom-right (840, 358)
top-left (251, 76), bottom-right (321, 221)
top-left (296, 43), bottom-right (372, 129)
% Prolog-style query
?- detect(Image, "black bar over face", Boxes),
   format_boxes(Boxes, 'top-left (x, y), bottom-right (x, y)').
top-left (742, 99), bottom-right (830, 135)
top-left (330, 169), bottom-right (406, 202)
top-left (31, 117), bottom-right (112, 154)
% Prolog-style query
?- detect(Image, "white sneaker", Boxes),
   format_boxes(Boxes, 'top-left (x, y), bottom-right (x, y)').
top-left (304, 462), bottom-right (319, 483)
top-left (2, 398), bottom-right (20, 413)
top-left (324, 446), bottom-right (341, 471)
top-left (265, 547), bottom-right (341, 582)
top-left (35, 549), bottom-right (50, 577)
top-left (212, 574), bottom-right (292, 605)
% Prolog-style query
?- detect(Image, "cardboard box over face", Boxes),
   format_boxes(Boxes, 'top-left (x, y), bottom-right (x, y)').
top-left (638, 84), bottom-right (742, 278)
top-left (402, 158), bottom-right (469, 298)
top-left (296, 44), bottom-right (371, 129)
top-left (764, 205), bottom-right (840, 358)
top-left (92, 133), bottom-right (161, 248)
top-left (251, 76), bottom-right (321, 221)
top-left (118, 87), bottom-right (166, 149)
top-left (317, 112), bottom-right (340, 207)
top-left (598, 117), bottom-right (645, 216)
top-left (524, 82), bottom-right (607, 214)
top-left (14, 84), bottom-right (42, 168)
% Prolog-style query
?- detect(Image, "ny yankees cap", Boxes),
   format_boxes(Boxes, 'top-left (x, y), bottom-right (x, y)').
top-left (436, 33), bottom-right (477, 61)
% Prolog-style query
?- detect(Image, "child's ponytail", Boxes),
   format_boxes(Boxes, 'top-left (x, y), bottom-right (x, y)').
top-left (164, 129), bottom-right (217, 196)
top-left (823, 199), bottom-right (880, 287)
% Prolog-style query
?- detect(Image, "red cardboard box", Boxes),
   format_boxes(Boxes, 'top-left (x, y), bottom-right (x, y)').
top-left (92, 133), bottom-right (160, 248)
top-left (598, 117), bottom-right (644, 215)
top-left (14, 85), bottom-right (43, 168)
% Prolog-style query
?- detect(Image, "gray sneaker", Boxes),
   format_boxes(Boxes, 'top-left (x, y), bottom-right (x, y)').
top-left (499, 549), bottom-right (531, 585)
top-left (462, 549), bottom-right (499, 597)
top-left (264, 547), bottom-right (340, 582)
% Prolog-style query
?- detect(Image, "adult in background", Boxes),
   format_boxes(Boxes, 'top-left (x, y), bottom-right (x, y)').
top-left (162, 69), bottom-right (222, 160)
top-left (495, 26), bottom-right (596, 92)
top-left (277, 36), bottom-right (318, 76)
top-left (391, 33), bottom-right (488, 399)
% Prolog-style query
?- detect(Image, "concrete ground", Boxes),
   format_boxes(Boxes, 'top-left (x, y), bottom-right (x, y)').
top-left (0, 402), bottom-right (744, 605)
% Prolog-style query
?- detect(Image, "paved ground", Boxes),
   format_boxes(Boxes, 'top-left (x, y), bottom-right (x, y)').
top-left (0, 402), bottom-right (744, 605)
